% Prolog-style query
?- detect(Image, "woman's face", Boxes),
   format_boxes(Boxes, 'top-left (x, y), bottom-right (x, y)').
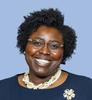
top-left (25, 26), bottom-right (64, 77)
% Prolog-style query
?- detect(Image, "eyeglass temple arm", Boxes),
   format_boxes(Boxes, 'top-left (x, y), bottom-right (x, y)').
top-left (28, 39), bottom-right (32, 41)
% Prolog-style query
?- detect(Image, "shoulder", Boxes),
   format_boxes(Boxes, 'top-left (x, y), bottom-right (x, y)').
top-left (67, 71), bottom-right (92, 98)
top-left (62, 70), bottom-right (92, 99)
top-left (0, 75), bottom-right (17, 84)
top-left (63, 70), bottom-right (92, 85)
top-left (0, 75), bottom-right (17, 92)
top-left (69, 72), bottom-right (92, 85)
top-left (67, 71), bottom-right (92, 87)
top-left (0, 75), bottom-right (18, 99)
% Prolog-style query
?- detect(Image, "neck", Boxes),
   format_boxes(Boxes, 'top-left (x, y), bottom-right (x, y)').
top-left (28, 69), bottom-right (58, 85)
top-left (22, 69), bottom-right (62, 89)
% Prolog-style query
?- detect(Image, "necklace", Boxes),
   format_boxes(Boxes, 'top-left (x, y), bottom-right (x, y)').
top-left (22, 69), bottom-right (62, 89)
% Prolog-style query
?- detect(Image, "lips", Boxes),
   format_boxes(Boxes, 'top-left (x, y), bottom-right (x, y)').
top-left (35, 58), bottom-right (51, 66)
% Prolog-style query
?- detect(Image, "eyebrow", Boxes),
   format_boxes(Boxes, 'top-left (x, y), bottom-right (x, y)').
top-left (28, 38), bottom-right (64, 47)
top-left (28, 38), bottom-right (63, 43)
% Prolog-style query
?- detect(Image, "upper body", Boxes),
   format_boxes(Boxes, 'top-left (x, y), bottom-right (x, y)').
top-left (0, 71), bottom-right (92, 100)
top-left (1, 8), bottom-right (92, 100)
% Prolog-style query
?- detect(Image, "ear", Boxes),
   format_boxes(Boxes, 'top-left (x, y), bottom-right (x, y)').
top-left (24, 51), bottom-right (26, 55)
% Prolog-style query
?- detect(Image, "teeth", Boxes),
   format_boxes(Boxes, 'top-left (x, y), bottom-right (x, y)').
top-left (36, 59), bottom-right (50, 63)
top-left (35, 59), bottom-right (50, 66)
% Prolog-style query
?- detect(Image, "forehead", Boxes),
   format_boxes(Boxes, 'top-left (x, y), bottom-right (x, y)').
top-left (29, 26), bottom-right (63, 41)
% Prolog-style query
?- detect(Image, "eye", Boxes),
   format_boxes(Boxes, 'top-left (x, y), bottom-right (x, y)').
top-left (49, 43), bottom-right (60, 50)
top-left (32, 39), bottom-right (43, 47)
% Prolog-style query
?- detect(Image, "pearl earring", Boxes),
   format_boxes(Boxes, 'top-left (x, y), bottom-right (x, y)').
top-left (24, 51), bottom-right (26, 55)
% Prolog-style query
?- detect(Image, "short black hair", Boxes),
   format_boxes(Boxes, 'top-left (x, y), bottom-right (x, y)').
top-left (17, 8), bottom-right (77, 64)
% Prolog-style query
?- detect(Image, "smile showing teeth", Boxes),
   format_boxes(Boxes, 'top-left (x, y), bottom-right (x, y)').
top-left (35, 59), bottom-right (50, 66)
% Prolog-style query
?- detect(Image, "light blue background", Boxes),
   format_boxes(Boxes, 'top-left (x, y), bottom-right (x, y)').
top-left (0, 0), bottom-right (92, 80)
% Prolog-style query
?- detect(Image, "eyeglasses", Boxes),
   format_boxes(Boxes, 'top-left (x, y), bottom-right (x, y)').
top-left (28, 38), bottom-right (64, 51)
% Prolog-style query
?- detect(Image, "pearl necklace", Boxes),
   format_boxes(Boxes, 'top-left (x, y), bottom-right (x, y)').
top-left (22, 69), bottom-right (62, 89)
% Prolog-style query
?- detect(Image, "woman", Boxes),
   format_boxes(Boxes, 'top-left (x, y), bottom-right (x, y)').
top-left (0, 8), bottom-right (92, 100)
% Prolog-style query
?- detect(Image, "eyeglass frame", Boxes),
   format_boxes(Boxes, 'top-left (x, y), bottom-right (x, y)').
top-left (27, 38), bottom-right (64, 51)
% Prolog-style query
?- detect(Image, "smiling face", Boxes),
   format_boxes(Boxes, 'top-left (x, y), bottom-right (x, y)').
top-left (25, 26), bottom-right (64, 78)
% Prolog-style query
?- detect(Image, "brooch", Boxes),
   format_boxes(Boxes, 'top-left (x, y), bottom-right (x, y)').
top-left (63, 89), bottom-right (75, 100)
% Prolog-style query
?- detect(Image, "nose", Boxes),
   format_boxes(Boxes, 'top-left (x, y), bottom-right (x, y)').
top-left (39, 44), bottom-right (50, 55)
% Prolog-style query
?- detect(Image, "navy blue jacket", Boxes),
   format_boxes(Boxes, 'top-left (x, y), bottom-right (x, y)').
top-left (0, 71), bottom-right (92, 100)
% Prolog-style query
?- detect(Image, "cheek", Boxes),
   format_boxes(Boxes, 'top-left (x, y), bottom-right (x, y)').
top-left (51, 50), bottom-right (64, 61)
top-left (25, 45), bottom-right (38, 56)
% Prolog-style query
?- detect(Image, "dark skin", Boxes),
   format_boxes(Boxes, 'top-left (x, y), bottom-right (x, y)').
top-left (18, 26), bottom-right (68, 88)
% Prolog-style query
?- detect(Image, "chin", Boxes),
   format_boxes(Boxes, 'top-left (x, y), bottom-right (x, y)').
top-left (32, 67), bottom-right (51, 78)
top-left (27, 56), bottom-right (60, 78)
